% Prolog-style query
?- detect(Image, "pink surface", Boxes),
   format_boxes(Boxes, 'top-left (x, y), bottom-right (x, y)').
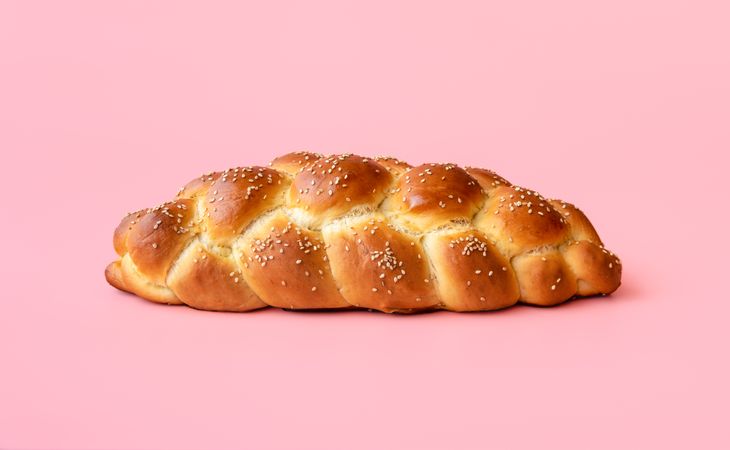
top-left (1, 1), bottom-right (728, 449)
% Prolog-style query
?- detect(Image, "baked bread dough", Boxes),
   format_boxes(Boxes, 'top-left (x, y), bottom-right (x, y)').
top-left (105, 152), bottom-right (621, 312)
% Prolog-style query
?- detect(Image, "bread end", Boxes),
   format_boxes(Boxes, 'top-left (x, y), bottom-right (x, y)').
top-left (105, 260), bottom-right (127, 292)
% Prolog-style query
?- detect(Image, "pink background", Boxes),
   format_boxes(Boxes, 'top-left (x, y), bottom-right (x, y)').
top-left (1, 1), bottom-right (728, 449)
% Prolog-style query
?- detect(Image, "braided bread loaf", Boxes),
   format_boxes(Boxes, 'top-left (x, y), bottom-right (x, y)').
top-left (105, 152), bottom-right (621, 313)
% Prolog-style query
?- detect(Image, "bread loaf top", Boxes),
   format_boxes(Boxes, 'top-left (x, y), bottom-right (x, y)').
top-left (106, 152), bottom-right (621, 313)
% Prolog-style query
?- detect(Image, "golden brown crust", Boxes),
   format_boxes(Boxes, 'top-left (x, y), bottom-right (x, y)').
top-left (373, 156), bottom-right (412, 176)
top-left (286, 154), bottom-right (393, 227)
top-left (549, 199), bottom-right (603, 244)
top-left (269, 151), bottom-right (322, 176)
top-left (562, 241), bottom-right (621, 296)
top-left (177, 172), bottom-right (222, 199)
top-left (465, 167), bottom-right (511, 193)
top-left (235, 212), bottom-right (350, 309)
top-left (113, 209), bottom-right (147, 256)
top-left (120, 254), bottom-right (183, 304)
top-left (424, 230), bottom-right (519, 311)
top-left (105, 260), bottom-right (126, 292)
top-left (107, 256), bottom-right (183, 305)
top-left (511, 251), bottom-right (577, 306)
top-left (126, 199), bottom-right (197, 285)
top-left (475, 185), bottom-right (570, 257)
top-left (202, 166), bottom-right (289, 244)
top-left (106, 152), bottom-right (621, 313)
top-left (167, 240), bottom-right (267, 311)
top-left (384, 163), bottom-right (484, 232)
top-left (322, 215), bottom-right (440, 312)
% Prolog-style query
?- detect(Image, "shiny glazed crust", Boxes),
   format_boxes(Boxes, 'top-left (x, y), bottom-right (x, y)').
top-left (105, 152), bottom-right (621, 313)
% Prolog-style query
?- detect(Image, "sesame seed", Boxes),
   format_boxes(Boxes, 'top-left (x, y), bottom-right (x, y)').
top-left (550, 285), bottom-right (556, 290)
top-left (152, 243), bottom-right (158, 248)
top-left (295, 259), bottom-right (302, 264)
top-left (488, 270), bottom-right (493, 277)
top-left (311, 286), bottom-right (317, 291)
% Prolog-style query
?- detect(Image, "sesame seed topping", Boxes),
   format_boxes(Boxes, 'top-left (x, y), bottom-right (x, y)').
top-left (450, 235), bottom-right (489, 256)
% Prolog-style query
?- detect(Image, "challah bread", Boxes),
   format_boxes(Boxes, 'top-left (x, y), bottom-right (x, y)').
top-left (105, 152), bottom-right (621, 313)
